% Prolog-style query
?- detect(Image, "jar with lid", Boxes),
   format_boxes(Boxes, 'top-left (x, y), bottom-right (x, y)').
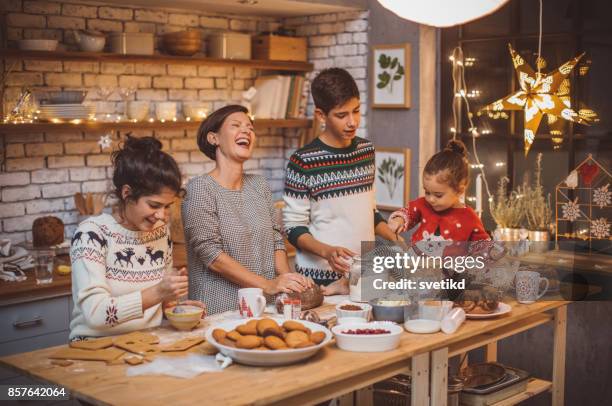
top-left (348, 255), bottom-right (364, 302)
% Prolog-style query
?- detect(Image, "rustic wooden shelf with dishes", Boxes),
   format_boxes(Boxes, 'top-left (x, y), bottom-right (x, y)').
top-left (0, 49), bottom-right (314, 72)
top-left (0, 118), bottom-right (313, 134)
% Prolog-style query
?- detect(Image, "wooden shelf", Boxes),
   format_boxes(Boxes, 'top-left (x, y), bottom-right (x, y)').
top-left (0, 119), bottom-right (312, 134)
top-left (0, 49), bottom-right (313, 72)
top-left (490, 378), bottom-right (552, 406)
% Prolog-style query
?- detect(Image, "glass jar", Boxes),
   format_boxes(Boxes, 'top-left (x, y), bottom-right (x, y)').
top-left (348, 255), bottom-right (364, 302)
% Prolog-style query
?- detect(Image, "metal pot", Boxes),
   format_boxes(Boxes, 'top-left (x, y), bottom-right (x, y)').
top-left (528, 230), bottom-right (550, 253)
top-left (497, 227), bottom-right (522, 241)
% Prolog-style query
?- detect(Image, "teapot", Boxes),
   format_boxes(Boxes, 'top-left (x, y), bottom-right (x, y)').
top-left (73, 30), bottom-right (105, 52)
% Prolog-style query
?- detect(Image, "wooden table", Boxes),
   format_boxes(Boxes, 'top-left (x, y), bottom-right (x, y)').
top-left (0, 300), bottom-right (568, 406)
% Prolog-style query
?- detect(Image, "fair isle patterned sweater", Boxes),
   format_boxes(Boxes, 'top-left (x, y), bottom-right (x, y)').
top-left (69, 213), bottom-right (171, 340)
top-left (283, 137), bottom-right (384, 285)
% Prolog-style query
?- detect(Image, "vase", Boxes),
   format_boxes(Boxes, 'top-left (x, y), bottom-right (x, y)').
top-left (528, 230), bottom-right (550, 254)
top-left (498, 227), bottom-right (522, 241)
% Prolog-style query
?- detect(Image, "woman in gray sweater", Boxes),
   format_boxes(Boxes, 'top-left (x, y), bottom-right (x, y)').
top-left (182, 104), bottom-right (312, 315)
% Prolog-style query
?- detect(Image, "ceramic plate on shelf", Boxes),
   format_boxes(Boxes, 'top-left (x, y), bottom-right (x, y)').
top-left (466, 302), bottom-right (512, 319)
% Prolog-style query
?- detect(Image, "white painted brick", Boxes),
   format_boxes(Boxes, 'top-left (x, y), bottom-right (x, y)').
top-left (23, 60), bottom-right (62, 72)
top-left (229, 19), bottom-right (257, 32)
top-left (296, 25), bottom-right (318, 36)
top-left (124, 21), bottom-right (156, 33)
top-left (69, 167), bottom-right (107, 181)
top-left (25, 199), bottom-right (65, 214)
top-left (101, 63), bottom-right (134, 75)
top-left (65, 141), bottom-right (100, 154)
top-left (318, 22), bottom-right (345, 34)
top-left (283, 16), bottom-right (308, 26)
top-left (2, 185), bottom-right (41, 202)
top-left (189, 152), bottom-right (207, 163)
top-left (47, 15), bottom-right (85, 30)
top-left (62, 3), bottom-right (97, 18)
top-left (45, 72), bottom-right (82, 87)
top-left (135, 64), bottom-right (166, 75)
top-left (45, 132), bottom-right (83, 142)
top-left (309, 35), bottom-right (336, 47)
top-left (168, 13), bottom-right (198, 27)
top-left (184, 78), bottom-right (214, 89)
top-left (2, 0), bottom-right (22, 12)
top-left (200, 16), bottom-right (228, 29)
top-left (99, 6), bottom-right (133, 20)
top-left (87, 18), bottom-right (123, 32)
top-left (6, 158), bottom-right (45, 171)
top-left (3, 215), bottom-right (44, 232)
top-left (24, 1), bottom-right (61, 15)
top-left (31, 169), bottom-right (69, 183)
top-left (313, 59), bottom-right (335, 71)
top-left (257, 136), bottom-right (284, 147)
top-left (215, 78), bottom-right (227, 89)
top-left (234, 68), bottom-right (253, 79)
top-left (136, 89), bottom-right (167, 101)
top-left (25, 142), bottom-right (63, 157)
top-left (357, 44), bottom-right (368, 55)
top-left (167, 65), bottom-right (198, 76)
top-left (82, 180), bottom-right (110, 194)
top-left (0, 172), bottom-right (29, 186)
top-left (170, 152), bottom-right (190, 164)
top-left (0, 203), bottom-right (25, 218)
top-left (6, 144), bottom-right (24, 158)
top-left (347, 67), bottom-right (367, 79)
top-left (171, 138), bottom-right (198, 151)
top-left (180, 163), bottom-right (207, 177)
top-left (86, 155), bottom-right (112, 167)
top-left (156, 24), bottom-right (183, 35)
top-left (7, 27), bottom-right (22, 41)
top-left (6, 13), bottom-right (46, 28)
top-left (336, 55), bottom-right (367, 68)
top-left (336, 33), bottom-right (352, 45)
top-left (345, 20), bottom-right (368, 32)
top-left (119, 75), bottom-right (151, 89)
top-left (337, 11), bottom-right (369, 21)
top-left (153, 77), bottom-right (183, 89)
top-left (258, 21), bottom-right (281, 32)
top-left (169, 89), bottom-right (198, 101)
top-left (309, 14), bottom-right (337, 23)
top-left (63, 61), bottom-right (99, 73)
top-left (155, 130), bottom-right (185, 139)
top-left (135, 9), bottom-right (167, 24)
top-left (42, 183), bottom-right (81, 198)
top-left (198, 66), bottom-right (228, 77)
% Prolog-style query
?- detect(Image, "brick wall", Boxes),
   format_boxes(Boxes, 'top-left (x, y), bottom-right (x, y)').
top-left (0, 0), bottom-right (368, 244)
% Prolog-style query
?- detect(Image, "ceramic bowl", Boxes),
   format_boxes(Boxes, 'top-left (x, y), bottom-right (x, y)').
top-left (18, 39), bottom-right (58, 51)
top-left (336, 316), bottom-right (368, 325)
top-left (155, 102), bottom-right (177, 121)
top-left (332, 321), bottom-right (402, 352)
top-left (335, 302), bottom-right (371, 320)
top-left (182, 101), bottom-right (209, 120)
top-left (370, 299), bottom-right (411, 323)
top-left (164, 305), bottom-right (204, 331)
top-left (127, 101), bottom-right (150, 121)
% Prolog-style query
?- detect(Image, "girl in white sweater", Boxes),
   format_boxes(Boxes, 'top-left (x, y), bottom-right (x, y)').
top-left (69, 136), bottom-right (205, 340)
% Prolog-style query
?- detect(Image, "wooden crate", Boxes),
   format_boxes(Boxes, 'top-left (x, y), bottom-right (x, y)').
top-left (252, 35), bottom-right (307, 62)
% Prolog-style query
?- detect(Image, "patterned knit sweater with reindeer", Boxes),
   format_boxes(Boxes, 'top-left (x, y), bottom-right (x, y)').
top-left (69, 213), bottom-right (172, 340)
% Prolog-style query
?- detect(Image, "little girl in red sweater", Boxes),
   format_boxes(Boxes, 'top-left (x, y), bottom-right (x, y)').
top-left (388, 140), bottom-right (490, 251)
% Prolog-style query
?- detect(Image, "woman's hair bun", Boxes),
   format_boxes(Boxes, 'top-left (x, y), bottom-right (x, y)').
top-left (123, 134), bottom-right (162, 153)
top-left (444, 139), bottom-right (468, 158)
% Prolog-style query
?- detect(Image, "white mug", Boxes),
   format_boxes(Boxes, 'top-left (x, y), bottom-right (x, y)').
top-left (155, 102), bottom-right (177, 121)
top-left (237, 288), bottom-right (266, 318)
top-left (515, 270), bottom-right (549, 304)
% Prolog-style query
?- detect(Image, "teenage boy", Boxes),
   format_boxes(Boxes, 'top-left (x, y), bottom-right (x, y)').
top-left (283, 68), bottom-right (398, 295)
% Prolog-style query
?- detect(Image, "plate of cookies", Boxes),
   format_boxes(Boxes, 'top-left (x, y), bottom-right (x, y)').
top-left (205, 317), bottom-right (332, 366)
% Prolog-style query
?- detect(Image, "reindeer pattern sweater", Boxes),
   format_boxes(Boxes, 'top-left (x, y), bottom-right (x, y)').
top-left (69, 213), bottom-right (172, 340)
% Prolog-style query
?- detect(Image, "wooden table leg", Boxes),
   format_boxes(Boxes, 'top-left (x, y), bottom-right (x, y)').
top-left (338, 392), bottom-right (354, 406)
top-left (485, 342), bottom-right (497, 362)
top-left (430, 347), bottom-right (448, 406)
top-left (411, 352), bottom-right (430, 406)
top-left (552, 305), bottom-right (567, 406)
top-left (355, 386), bottom-right (373, 406)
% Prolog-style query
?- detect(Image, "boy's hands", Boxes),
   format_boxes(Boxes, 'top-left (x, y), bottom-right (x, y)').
top-left (388, 216), bottom-right (405, 235)
top-left (323, 246), bottom-right (356, 275)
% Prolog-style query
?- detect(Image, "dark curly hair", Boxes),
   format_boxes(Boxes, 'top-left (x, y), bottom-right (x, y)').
top-left (196, 104), bottom-right (250, 160)
top-left (424, 139), bottom-right (470, 192)
top-left (311, 68), bottom-right (359, 114)
top-left (111, 135), bottom-right (183, 205)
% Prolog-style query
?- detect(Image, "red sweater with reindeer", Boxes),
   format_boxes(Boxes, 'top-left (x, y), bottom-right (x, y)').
top-left (390, 197), bottom-right (491, 257)
top-left (69, 213), bottom-right (172, 340)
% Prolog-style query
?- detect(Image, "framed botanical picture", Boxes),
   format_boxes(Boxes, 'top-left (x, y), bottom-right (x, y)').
top-left (371, 43), bottom-right (411, 109)
top-left (375, 147), bottom-right (411, 211)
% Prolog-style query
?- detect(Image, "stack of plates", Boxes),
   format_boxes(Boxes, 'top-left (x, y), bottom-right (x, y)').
top-left (39, 104), bottom-right (96, 121)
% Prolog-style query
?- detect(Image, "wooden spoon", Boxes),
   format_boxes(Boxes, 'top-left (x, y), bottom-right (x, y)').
top-left (73, 193), bottom-right (87, 215)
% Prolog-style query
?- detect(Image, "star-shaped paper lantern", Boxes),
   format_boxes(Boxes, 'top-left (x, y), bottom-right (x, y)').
top-left (481, 44), bottom-right (590, 156)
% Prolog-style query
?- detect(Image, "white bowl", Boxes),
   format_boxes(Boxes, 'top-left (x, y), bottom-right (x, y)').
top-left (335, 302), bottom-right (371, 320)
top-left (205, 317), bottom-right (332, 366)
top-left (18, 39), bottom-right (58, 51)
top-left (183, 101), bottom-right (209, 120)
top-left (155, 102), bottom-right (177, 121)
top-left (332, 321), bottom-right (402, 352)
top-left (127, 101), bottom-right (150, 121)
top-left (404, 319), bottom-right (441, 334)
top-left (337, 316), bottom-right (368, 325)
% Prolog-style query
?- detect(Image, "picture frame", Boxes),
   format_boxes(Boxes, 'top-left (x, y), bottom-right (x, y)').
top-left (371, 43), bottom-right (411, 109)
top-left (375, 147), bottom-right (411, 211)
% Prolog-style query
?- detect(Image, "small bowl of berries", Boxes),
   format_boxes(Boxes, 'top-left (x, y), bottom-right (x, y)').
top-left (331, 321), bottom-right (402, 352)
top-left (335, 302), bottom-right (371, 321)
